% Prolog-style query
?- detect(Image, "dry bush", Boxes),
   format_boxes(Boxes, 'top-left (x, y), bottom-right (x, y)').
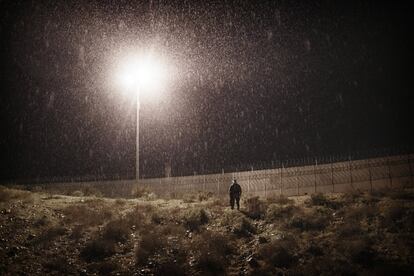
top-left (245, 196), bottom-right (267, 219)
top-left (340, 189), bottom-right (364, 204)
top-left (293, 256), bottom-right (357, 276)
top-left (114, 198), bottom-right (127, 207)
top-left (378, 201), bottom-right (408, 230)
top-left (306, 193), bottom-right (341, 209)
top-left (87, 261), bottom-right (120, 276)
top-left (220, 211), bottom-right (256, 237)
top-left (70, 224), bottom-right (84, 240)
top-left (34, 225), bottom-right (67, 246)
top-left (135, 230), bottom-right (168, 265)
top-left (81, 238), bottom-right (117, 262)
top-left (266, 194), bottom-right (294, 205)
top-left (336, 237), bottom-right (377, 266)
top-left (288, 209), bottom-right (330, 231)
top-left (341, 204), bottom-right (377, 222)
top-left (182, 208), bottom-right (209, 231)
top-left (33, 215), bottom-right (49, 227)
top-left (182, 193), bottom-right (197, 203)
top-left (258, 235), bottom-right (299, 269)
top-left (192, 231), bottom-right (235, 274)
top-left (42, 256), bottom-right (74, 274)
top-left (194, 191), bottom-right (213, 202)
top-left (124, 203), bottom-right (154, 228)
top-left (388, 189), bottom-right (414, 200)
top-left (82, 186), bottom-right (103, 197)
top-left (102, 219), bottom-right (131, 243)
top-left (0, 186), bottom-right (33, 202)
top-left (337, 221), bottom-right (362, 238)
top-left (71, 190), bottom-right (84, 197)
top-left (265, 204), bottom-right (300, 222)
top-left (132, 186), bottom-right (152, 198)
top-left (63, 204), bottom-right (113, 226)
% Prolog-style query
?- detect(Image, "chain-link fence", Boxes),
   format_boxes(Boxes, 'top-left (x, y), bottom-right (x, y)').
top-left (142, 154), bottom-right (414, 197)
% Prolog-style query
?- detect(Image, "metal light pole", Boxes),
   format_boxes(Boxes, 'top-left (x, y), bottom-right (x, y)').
top-left (136, 89), bottom-right (140, 182)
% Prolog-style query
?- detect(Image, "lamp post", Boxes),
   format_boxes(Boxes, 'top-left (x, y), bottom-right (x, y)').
top-left (117, 51), bottom-right (168, 183)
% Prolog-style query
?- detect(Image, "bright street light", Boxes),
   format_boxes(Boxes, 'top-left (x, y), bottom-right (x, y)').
top-left (116, 50), bottom-right (170, 182)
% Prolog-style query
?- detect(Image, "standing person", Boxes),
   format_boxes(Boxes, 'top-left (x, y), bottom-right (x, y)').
top-left (229, 179), bottom-right (242, 210)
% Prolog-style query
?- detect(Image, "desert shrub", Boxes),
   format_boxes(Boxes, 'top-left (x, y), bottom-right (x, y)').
top-left (154, 260), bottom-right (188, 276)
top-left (114, 198), bottom-right (127, 206)
top-left (266, 194), bottom-right (294, 205)
top-left (102, 219), bottom-right (131, 243)
top-left (289, 210), bottom-right (330, 231)
top-left (42, 256), bottom-right (73, 274)
top-left (306, 193), bottom-right (341, 209)
top-left (132, 186), bottom-right (151, 198)
top-left (70, 224), bottom-right (84, 240)
top-left (82, 186), bottom-right (103, 197)
top-left (388, 189), bottom-right (414, 200)
top-left (342, 204), bottom-right (377, 222)
top-left (81, 238), bottom-right (116, 262)
top-left (88, 261), bottom-right (120, 276)
top-left (258, 235), bottom-right (298, 268)
top-left (337, 238), bottom-right (377, 266)
top-left (193, 231), bottom-right (234, 274)
top-left (245, 196), bottom-right (267, 219)
top-left (135, 230), bottom-right (167, 265)
top-left (182, 208), bottom-right (209, 231)
top-left (71, 190), bottom-right (84, 197)
top-left (340, 189), bottom-right (364, 204)
top-left (182, 193), bottom-right (197, 203)
top-left (337, 221), bottom-right (362, 238)
top-left (293, 256), bottom-right (357, 276)
top-left (220, 211), bottom-right (256, 237)
top-left (378, 201), bottom-right (408, 230)
top-left (0, 186), bottom-right (32, 202)
top-left (63, 204), bottom-right (113, 226)
top-left (265, 204), bottom-right (300, 222)
top-left (34, 225), bottom-right (67, 246)
top-left (197, 191), bottom-right (213, 202)
top-left (33, 215), bottom-right (49, 227)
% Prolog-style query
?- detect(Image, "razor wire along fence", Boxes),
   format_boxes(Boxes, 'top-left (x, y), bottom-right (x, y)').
top-left (141, 154), bottom-right (414, 197)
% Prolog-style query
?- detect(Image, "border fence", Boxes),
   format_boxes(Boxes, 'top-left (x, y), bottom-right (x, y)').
top-left (10, 153), bottom-right (414, 198)
top-left (141, 154), bottom-right (414, 198)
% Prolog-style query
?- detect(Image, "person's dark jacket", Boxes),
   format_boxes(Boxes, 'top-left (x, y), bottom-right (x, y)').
top-left (229, 182), bottom-right (242, 198)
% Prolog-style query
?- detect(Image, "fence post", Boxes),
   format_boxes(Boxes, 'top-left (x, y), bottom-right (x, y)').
top-left (314, 158), bottom-right (317, 193)
top-left (297, 166), bottom-right (299, 196)
top-left (409, 154), bottom-right (414, 187)
top-left (331, 158), bottom-right (334, 193)
top-left (387, 157), bottom-right (392, 187)
top-left (280, 163), bottom-right (283, 196)
top-left (349, 156), bottom-right (353, 189)
top-left (368, 158), bottom-right (373, 193)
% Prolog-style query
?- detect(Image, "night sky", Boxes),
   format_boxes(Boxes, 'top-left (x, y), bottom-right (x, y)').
top-left (0, 0), bottom-right (412, 181)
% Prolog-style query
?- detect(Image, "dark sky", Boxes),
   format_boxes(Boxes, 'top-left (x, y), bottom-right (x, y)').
top-left (0, 0), bottom-right (412, 181)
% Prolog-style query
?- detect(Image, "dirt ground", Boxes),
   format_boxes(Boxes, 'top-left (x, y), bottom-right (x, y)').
top-left (1, 185), bottom-right (413, 275)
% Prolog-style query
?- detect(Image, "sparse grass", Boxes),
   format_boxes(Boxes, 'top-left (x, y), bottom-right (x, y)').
top-left (306, 193), bottom-right (342, 209)
top-left (81, 237), bottom-right (117, 262)
top-left (182, 208), bottom-right (209, 231)
top-left (193, 231), bottom-right (235, 274)
top-left (2, 186), bottom-right (414, 275)
top-left (102, 219), bottom-right (131, 243)
top-left (135, 229), bottom-right (168, 265)
top-left (62, 204), bottom-right (113, 226)
top-left (258, 235), bottom-right (299, 269)
top-left (266, 194), bottom-right (294, 205)
top-left (0, 185), bottom-right (33, 202)
top-left (33, 225), bottom-right (67, 246)
top-left (266, 204), bottom-right (300, 222)
top-left (288, 209), bottom-right (331, 231)
top-left (245, 196), bottom-right (267, 219)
